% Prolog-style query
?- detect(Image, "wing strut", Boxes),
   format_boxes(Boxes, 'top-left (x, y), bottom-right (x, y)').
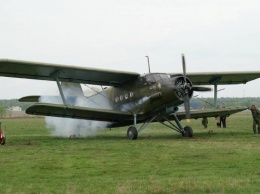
top-left (214, 83), bottom-right (217, 107)
top-left (210, 77), bottom-right (221, 107)
top-left (137, 114), bottom-right (158, 133)
top-left (157, 113), bottom-right (185, 134)
top-left (54, 75), bottom-right (67, 106)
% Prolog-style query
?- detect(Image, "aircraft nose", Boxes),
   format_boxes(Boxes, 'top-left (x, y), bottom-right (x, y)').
top-left (173, 76), bottom-right (193, 100)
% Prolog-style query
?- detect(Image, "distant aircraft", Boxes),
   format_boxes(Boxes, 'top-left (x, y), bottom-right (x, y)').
top-left (0, 55), bottom-right (259, 139)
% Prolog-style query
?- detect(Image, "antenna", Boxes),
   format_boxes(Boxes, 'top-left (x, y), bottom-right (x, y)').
top-left (145, 56), bottom-right (151, 73)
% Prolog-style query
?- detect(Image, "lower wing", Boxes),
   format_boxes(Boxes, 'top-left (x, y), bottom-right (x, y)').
top-left (25, 103), bottom-right (247, 126)
top-left (26, 103), bottom-right (136, 122)
top-left (175, 106), bottom-right (247, 120)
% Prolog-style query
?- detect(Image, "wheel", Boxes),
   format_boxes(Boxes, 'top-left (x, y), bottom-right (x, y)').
top-left (127, 126), bottom-right (138, 140)
top-left (182, 126), bottom-right (193, 138)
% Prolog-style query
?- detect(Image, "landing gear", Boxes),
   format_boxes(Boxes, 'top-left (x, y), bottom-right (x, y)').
top-left (126, 113), bottom-right (194, 140)
top-left (127, 126), bottom-right (138, 140)
top-left (158, 114), bottom-right (193, 138)
top-left (182, 126), bottom-right (193, 137)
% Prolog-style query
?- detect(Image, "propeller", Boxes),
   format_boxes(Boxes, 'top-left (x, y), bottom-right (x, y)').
top-left (181, 54), bottom-right (191, 119)
top-left (182, 54), bottom-right (187, 86)
top-left (174, 54), bottom-right (212, 119)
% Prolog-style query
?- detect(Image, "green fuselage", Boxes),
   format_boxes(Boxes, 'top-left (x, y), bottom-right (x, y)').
top-left (89, 73), bottom-right (192, 116)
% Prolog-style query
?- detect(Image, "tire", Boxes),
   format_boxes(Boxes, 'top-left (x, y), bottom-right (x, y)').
top-left (127, 126), bottom-right (138, 140)
top-left (183, 126), bottom-right (193, 138)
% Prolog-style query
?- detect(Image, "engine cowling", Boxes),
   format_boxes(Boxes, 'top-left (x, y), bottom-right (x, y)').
top-left (173, 76), bottom-right (193, 100)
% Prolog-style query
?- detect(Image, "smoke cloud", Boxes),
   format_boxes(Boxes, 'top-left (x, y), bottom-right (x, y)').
top-left (120, 96), bottom-right (149, 112)
top-left (40, 83), bottom-right (112, 138)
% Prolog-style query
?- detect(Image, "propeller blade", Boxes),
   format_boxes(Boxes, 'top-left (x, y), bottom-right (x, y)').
top-left (182, 54), bottom-right (187, 85)
top-left (181, 54), bottom-right (191, 119)
top-left (192, 86), bottom-right (212, 92)
top-left (183, 93), bottom-right (191, 119)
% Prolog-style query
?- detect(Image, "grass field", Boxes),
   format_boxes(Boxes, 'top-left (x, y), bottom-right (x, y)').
top-left (0, 112), bottom-right (260, 194)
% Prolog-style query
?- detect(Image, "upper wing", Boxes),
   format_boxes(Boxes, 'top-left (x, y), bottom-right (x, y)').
top-left (170, 71), bottom-right (260, 85)
top-left (0, 59), bottom-right (139, 86)
top-left (175, 106), bottom-right (247, 120)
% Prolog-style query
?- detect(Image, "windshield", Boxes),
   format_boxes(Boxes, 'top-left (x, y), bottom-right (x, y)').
top-left (137, 73), bottom-right (169, 87)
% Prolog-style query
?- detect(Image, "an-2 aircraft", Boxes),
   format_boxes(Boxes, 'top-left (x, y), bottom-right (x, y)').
top-left (0, 55), bottom-right (260, 140)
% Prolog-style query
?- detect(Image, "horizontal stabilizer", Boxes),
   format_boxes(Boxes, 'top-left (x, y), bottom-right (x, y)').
top-left (19, 96), bottom-right (41, 102)
top-left (19, 95), bottom-right (84, 105)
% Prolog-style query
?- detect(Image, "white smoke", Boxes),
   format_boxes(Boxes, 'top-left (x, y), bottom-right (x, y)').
top-left (40, 83), bottom-right (112, 138)
top-left (45, 117), bottom-right (110, 137)
top-left (120, 96), bottom-right (149, 112)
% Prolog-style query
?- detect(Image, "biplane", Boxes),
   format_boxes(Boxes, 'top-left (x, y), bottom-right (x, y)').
top-left (1, 55), bottom-right (259, 139)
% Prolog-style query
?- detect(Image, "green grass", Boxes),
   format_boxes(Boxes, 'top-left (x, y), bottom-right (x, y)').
top-left (0, 112), bottom-right (260, 194)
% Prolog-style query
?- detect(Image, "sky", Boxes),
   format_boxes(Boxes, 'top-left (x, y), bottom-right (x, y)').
top-left (0, 0), bottom-right (260, 99)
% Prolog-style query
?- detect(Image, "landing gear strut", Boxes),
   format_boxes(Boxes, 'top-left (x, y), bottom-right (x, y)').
top-left (126, 113), bottom-right (194, 140)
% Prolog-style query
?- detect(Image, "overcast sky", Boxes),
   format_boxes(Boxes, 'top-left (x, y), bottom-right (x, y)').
top-left (0, 0), bottom-right (260, 99)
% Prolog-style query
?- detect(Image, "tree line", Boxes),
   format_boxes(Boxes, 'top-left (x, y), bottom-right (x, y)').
top-left (0, 99), bottom-right (32, 117)
top-left (190, 97), bottom-right (260, 109)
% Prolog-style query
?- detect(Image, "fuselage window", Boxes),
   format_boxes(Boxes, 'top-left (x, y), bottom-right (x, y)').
top-left (115, 92), bottom-right (133, 102)
top-left (115, 97), bottom-right (119, 102)
top-left (125, 93), bottom-right (128, 99)
top-left (120, 95), bottom-right (123, 101)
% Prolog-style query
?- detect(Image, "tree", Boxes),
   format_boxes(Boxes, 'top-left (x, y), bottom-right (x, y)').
top-left (0, 104), bottom-right (6, 118)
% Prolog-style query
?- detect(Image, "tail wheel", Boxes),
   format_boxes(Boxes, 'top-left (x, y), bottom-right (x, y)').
top-left (182, 126), bottom-right (193, 138)
top-left (127, 126), bottom-right (138, 140)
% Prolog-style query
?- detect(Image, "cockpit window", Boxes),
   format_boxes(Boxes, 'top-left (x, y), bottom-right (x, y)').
top-left (137, 73), bottom-right (169, 87)
top-left (145, 74), bottom-right (156, 83)
top-left (160, 74), bottom-right (170, 80)
top-left (153, 74), bottom-right (161, 81)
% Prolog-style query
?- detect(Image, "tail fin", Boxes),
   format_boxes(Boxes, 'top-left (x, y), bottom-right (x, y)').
top-left (61, 82), bottom-right (85, 105)
top-left (61, 82), bottom-right (84, 97)
top-left (19, 82), bottom-right (85, 105)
